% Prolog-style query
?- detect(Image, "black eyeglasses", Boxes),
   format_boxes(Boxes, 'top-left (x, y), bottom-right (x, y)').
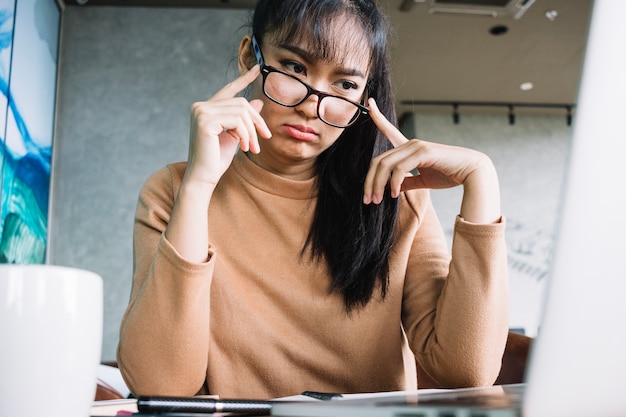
top-left (251, 36), bottom-right (369, 128)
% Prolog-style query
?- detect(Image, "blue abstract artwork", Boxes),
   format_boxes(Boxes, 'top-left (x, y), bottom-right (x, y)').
top-left (0, 0), bottom-right (59, 263)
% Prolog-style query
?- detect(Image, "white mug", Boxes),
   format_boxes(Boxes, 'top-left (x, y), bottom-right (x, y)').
top-left (0, 265), bottom-right (103, 417)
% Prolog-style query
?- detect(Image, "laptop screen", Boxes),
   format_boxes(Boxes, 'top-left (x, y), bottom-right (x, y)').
top-left (522, 1), bottom-right (626, 416)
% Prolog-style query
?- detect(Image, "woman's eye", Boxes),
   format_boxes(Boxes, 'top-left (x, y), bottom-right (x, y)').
top-left (338, 80), bottom-right (358, 91)
top-left (282, 60), bottom-right (307, 75)
top-left (333, 80), bottom-right (359, 96)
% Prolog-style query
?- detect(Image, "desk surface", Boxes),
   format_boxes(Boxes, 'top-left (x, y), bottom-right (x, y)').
top-left (91, 385), bottom-right (522, 417)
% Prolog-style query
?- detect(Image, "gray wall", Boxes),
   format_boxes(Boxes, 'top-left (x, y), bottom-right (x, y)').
top-left (49, 6), bottom-right (250, 361)
top-left (49, 7), bottom-right (572, 361)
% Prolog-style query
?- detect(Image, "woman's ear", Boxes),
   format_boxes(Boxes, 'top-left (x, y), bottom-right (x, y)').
top-left (238, 35), bottom-right (256, 75)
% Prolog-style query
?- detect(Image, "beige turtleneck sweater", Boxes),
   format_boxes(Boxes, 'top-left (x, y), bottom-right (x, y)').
top-left (117, 151), bottom-right (509, 399)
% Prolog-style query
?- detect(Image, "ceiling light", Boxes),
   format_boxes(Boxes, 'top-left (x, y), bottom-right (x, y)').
top-left (545, 10), bottom-right (559, 21)
top-left (520, 82), bottom-right (534, 91)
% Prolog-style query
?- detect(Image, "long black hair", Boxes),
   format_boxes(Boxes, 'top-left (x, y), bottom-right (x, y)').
top-left (251, 0), bottom-right (399, 311)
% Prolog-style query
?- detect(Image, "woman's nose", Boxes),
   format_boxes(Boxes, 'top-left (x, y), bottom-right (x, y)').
top-left (294, 93), bottom-right (320, 120)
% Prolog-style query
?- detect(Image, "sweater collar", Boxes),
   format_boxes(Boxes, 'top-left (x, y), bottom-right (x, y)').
top-left (231, 151), bottom-right (317, 200)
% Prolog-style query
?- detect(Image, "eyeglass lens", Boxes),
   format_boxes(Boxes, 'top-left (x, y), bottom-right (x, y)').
top-left (264, 71), bottom-right (361, 127)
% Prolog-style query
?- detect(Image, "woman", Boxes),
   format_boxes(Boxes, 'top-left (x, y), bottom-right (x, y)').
top-left (117, 0), bottom-right (509, 399)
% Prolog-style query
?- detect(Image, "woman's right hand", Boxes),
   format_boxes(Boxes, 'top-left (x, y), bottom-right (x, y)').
top-left (184, 64), bottom-right (272, 187)
top-left (165, 65), bottom-right (271, 263)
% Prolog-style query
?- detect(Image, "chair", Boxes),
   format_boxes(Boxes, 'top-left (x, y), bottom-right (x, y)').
top-left (417, 331), bottom-right (533, 389)
top-left (95, 380), bottom-right (125, 401)
top-left (95, 361), bottom-right (126, 401)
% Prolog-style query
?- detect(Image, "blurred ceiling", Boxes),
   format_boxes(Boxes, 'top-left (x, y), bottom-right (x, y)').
top-left (59, 0), bottom-right (594, 116)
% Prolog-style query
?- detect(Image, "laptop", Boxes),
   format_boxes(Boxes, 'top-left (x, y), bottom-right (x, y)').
top-left (272, 0), bottom-right (626, 416)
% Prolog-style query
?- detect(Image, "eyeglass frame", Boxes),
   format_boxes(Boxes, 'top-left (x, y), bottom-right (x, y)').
top-left (251, 35), bottom-right (370, 129)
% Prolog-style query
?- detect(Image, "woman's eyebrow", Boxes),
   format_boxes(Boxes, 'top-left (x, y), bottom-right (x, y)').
top-left (279, 43), bottom-right (366, 78)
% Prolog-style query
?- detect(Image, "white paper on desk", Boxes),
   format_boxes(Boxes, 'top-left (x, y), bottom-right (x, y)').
top-left (90, 398), bottom-right (137, 416)
top-left (97, 365), bottom-right (132, 399)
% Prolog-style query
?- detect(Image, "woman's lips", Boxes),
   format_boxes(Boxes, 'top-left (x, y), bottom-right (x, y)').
top-left (283, 124), bottom-right (318, 141)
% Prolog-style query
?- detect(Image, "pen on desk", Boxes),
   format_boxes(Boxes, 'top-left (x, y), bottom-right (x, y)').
top-left (136, 396), bottom-right (273, 415)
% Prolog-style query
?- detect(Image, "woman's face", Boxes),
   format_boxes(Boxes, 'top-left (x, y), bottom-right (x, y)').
top-left (243, 24), bottom-right (371, 178)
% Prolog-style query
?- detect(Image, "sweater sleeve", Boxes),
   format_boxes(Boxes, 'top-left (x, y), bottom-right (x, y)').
top-left (117, 164), bottom-right (215, 396)
top-left (402, 196), bottom-right (509, 388)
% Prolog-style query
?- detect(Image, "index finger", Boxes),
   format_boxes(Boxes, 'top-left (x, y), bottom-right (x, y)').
top-left (368, 98), bottom-right (409, 148)
top-left (212, 65), bottom-right (261, 101)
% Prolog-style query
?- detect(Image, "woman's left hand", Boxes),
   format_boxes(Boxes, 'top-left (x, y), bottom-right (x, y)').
top-left (363, 98), bottom-right (501, 224)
